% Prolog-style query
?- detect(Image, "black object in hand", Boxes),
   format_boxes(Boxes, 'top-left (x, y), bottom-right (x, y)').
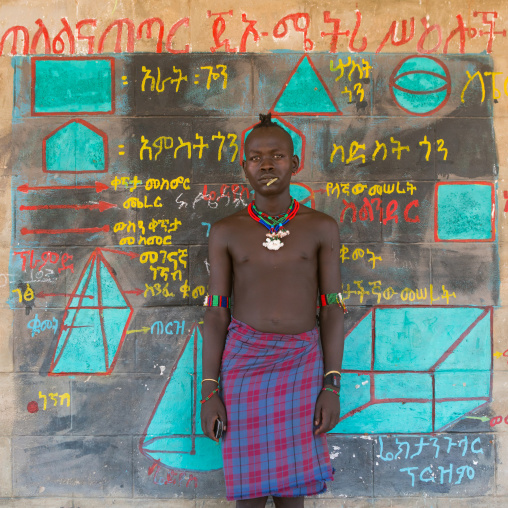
top-left (214, 418), bottom-right (224, 439)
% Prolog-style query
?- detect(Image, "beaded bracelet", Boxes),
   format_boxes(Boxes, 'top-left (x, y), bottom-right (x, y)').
top-left (203, 295), bottom-right (230, 308)
top-left (320, 292), bottom-right (348, 314)
top-left (322, 387), bottom-right (340, 397)
top-left (200, 387), bottom-right (219, 404)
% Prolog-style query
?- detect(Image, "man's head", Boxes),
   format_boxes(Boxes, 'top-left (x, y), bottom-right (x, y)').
top-left (242, 113), bottom-right (300, 193)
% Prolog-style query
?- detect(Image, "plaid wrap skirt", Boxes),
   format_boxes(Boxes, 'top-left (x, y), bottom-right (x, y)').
top-left (220, 317), bottom-right (333, 500)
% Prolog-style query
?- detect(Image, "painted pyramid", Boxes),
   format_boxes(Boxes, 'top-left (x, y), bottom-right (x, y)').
top-left (49, 248), bottom-right (133, 375)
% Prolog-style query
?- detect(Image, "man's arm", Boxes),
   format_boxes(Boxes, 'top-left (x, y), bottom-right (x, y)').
top-left (314, 216), bottom-right (345, 435)
top-left (201, 220), bottom-right (232, 441)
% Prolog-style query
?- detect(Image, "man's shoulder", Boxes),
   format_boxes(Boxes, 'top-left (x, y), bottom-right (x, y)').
top-left (299, 206), bottom-right (338, 229)
top-left (210, 208), bottom-right (249, 236)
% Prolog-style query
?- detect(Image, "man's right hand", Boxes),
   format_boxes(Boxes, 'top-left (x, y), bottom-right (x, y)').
top-left (200, 392), bottom-right (227, 442)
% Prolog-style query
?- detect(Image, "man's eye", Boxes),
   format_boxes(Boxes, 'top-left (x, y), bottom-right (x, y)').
top-left (251, 156), bottom-right (260, 161)
top-left (274, 154), bottom-right (284, 159)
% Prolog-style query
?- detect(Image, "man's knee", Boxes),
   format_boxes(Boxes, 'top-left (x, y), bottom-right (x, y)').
top-left (236, 496), bottom-right (269, 508)
top-left (272, 496), bottom-right (304, 508)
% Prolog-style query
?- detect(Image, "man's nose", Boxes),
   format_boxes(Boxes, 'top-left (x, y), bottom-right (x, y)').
top-left (260, 156), bottom-right (274, 169)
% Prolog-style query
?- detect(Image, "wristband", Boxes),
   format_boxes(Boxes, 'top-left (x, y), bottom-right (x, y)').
top-left (320, 292), bottom-right (348, 314)
top-left (200, 387), bottom-right (219, 404)
top-left (201, 378), bottom-right (219, 385)
top-left (322, 387), bottom-right (340, 397)
top-left (203, 295), bottom-right (230, 308)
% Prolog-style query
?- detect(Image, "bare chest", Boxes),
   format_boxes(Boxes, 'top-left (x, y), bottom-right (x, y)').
top-left (229, 220), bottom-right (319, 269)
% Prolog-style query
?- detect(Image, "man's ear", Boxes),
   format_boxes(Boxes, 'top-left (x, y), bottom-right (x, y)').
top-left (291, 154), bottom-right (300, 174)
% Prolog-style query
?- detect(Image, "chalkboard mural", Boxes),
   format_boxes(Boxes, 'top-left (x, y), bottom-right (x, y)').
top-left (9, 52), bottom-right (498, 498)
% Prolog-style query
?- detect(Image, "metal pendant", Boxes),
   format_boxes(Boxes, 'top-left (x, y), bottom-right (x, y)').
top-left (262, 229), bottom-right (289, 251)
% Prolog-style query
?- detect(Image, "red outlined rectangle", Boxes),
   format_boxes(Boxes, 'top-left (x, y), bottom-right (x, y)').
top-left (31, 56), bottom-right (115, 116)
top-left (434, 181), bottom-right (496, 243)
top-left (338, 305), bottom-right (493, 434)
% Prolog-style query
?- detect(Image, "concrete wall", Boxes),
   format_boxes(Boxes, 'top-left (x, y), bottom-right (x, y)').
top-left (1, 1), bottom-right (508, 506)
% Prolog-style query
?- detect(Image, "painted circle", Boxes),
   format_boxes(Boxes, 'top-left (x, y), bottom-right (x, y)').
top-left (389, 55), bottom-right (451, 116)
top-left (290, 183), bottom-right (315, 209)
top-left (27, 401), bottom-right (39, 413)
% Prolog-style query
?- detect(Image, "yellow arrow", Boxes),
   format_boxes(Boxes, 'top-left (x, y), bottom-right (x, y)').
top-left (126, 326), bottom-right (151, 335)
top-left (494, 351), bottom-right (503, 358)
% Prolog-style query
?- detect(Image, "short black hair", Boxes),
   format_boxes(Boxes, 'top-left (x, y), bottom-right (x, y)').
top-left (245, 112), bottom-right (294, 153)
top-left (253, 112), bottom-right (280, 130)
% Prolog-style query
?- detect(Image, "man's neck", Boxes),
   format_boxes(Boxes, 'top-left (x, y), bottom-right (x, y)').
top-left (253, 193), bottom-right (292, 216)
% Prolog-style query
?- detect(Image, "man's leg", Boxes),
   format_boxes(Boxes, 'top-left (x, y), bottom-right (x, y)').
top-left (272, 496), bottom-right (304, 508)
top-left (237, 496), bottom-right (269, 508)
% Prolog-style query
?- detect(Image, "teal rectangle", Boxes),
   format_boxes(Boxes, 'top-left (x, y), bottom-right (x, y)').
top-left (374, 373), bottom-right (432, 400)
top-left (34, 59), bottom-right (113, 113)
top-left (332, 402), bottom-right (433, 434)
top-left (435, 370), bottom-right (491, 399)
top-left (437, 183), bottom-right (493, 240)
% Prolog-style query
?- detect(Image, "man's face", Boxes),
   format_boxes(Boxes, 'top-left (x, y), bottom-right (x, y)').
top-left (242, 127), bottom-right (299, 194)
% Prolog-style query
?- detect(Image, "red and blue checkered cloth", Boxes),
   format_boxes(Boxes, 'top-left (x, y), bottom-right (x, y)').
top-left (220, 317), bottom-right (334, 500)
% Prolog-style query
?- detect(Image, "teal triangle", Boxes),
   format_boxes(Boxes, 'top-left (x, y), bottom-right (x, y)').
top-left (146, 328), bottom-right (197, 438)
top-left (436, 312), bottom-right (491, 371)
top-left (274, 57), bottom-right (339, 114)
top-left (342, 310), bottom-right (373, 370)
top-left (142, 325), bottom-right (223, 471)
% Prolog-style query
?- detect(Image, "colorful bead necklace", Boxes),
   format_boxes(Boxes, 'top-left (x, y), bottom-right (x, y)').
top-left (247, 198), bottom-right (300, 251)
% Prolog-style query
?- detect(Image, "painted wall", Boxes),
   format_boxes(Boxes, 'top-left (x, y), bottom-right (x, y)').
top-left (1, 1), bottom-right (508, 506)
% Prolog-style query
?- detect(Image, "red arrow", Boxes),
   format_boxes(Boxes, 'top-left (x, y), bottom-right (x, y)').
top-left (21, 225), bottom-right (110, 235)
top-left (123, 288), bottom-right (144, 296)
top-left (19, 201), bottom-right (117, 212)
top-left (100, 248), bottom-right (139, 259)
top-left (18, 181), bottom-right (109, 193)
top-left (36, 291), bottom-right (93, 299)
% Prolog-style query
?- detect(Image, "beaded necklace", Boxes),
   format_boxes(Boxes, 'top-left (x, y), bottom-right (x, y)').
top-left (247, 198), bottom-right (300, 250)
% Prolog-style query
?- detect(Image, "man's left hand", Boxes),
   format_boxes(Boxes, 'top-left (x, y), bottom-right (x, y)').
top-left (314, 387), bottom-right (340, 435)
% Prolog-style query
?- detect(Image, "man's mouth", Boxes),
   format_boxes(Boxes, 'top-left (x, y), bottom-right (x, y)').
top-left (263, 177), bottom-right (279, 186)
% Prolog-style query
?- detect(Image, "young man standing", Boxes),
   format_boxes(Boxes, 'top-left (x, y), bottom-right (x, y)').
top-left (201, 114), bottom-right (346, 507)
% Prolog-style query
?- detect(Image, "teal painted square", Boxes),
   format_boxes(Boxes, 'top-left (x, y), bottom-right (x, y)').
top-left (435, 370), bottom-right (490, 399)
top-left (34, 59), bottom-right (112, 113)
top-left (374, 373), bottom-right (432, 400)
top-left (437, 184), bottom-right (493, 240)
